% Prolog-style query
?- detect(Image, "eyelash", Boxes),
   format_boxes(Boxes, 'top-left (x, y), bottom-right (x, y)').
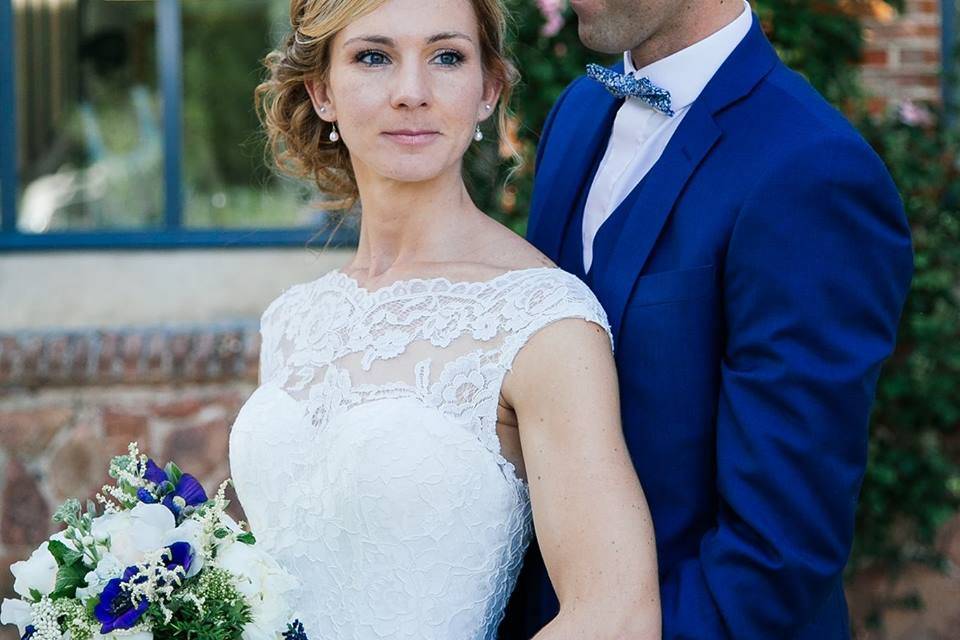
top-left (354, 49), bottom-right (465, 67)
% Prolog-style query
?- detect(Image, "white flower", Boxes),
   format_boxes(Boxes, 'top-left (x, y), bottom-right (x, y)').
top-left (74, 553), bottom-right (124, 602)
top-left (10, 542), bottom-right (58, 598)
top-left (93, 631), bottom-right (153, 640)
top-left (90, 503), bottom-right (175, 566)
top-left (1, 598), bottom-right (33, 635)
top-left (215, 542), bottom-right (300, 640)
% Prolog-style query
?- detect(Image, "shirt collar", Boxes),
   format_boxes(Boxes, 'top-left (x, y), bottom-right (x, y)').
top-left (623, 0), bottom-right (753, 111)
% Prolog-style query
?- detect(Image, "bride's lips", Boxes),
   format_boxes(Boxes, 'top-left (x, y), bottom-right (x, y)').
top-left (382, 130), bottom-right (440, 146)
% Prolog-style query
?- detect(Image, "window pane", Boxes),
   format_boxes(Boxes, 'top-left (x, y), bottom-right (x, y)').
top-left (182, 0), bottom-right (322, 229)
top-left (15, 0), bottom-right (163, 233)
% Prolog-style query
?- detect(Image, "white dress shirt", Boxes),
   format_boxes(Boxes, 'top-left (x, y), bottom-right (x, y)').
top-left (581, 0), bottom-right (753, 273)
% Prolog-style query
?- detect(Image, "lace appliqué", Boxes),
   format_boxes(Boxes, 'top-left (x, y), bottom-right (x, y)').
top-left (259, 267), bottom-right (612, 489)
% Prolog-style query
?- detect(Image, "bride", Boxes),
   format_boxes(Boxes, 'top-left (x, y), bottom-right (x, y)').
top-left (228, 0), bottom-right (660, 637)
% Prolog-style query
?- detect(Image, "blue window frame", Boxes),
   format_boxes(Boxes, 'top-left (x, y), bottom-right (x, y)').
top-left (0, 0), bottom-right (355, 251)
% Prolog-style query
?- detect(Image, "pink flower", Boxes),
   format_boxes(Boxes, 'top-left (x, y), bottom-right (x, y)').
top-left (897, 100), bottom-right (935, 127)
top-left (536, 0), bottom-right (567, 37)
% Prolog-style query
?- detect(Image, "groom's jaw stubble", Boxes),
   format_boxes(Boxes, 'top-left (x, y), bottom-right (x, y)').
top-left (570, 0), bottom-right (745, 68)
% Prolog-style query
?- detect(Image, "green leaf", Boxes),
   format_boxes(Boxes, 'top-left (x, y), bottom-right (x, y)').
top-left (50, 562), bottom-right (88, 599)
top-left (86, 596), bottom-right (99, 618)
top-left (28, 588), bottom-right (43, 603)
top-left (165, 462), bottom-right (184, 486)
top-left (236, 532), bottom-right (256, 545)
top-left (47, 539), bottom-right (72, 567)
top-left (213, 528), bottom-right (230, 539)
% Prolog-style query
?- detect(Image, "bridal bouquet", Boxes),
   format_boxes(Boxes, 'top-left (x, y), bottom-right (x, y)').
top-left (0, 443), bottom-right (308, 640)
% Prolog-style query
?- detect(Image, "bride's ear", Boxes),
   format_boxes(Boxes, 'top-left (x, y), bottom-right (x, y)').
top-left (305, 76), bottom-right (337, 122)
top-left (478, 79), bottom-right (503, 122)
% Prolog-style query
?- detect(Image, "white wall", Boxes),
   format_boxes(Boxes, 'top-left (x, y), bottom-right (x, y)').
top-left (0, 248), bottom-right (353, 331)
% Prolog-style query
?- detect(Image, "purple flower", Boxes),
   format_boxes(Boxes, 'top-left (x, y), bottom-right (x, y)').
top-left (161, 541), bottom-right (194, 576)
top-left (160, 474), bottom-right (207, 517)
top-left (143, 459), bottom-right (168, 485)
top-left (94, 568), bottom-right (149, 633)
top-left (142, 458), bottom-right (208, 517)
top-left (93, 543), bottom-right (193, 634)
top-left (21, 625), bottom-right (35, 640)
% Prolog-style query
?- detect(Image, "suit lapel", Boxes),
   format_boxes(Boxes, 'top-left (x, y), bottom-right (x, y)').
top-left (592, 15), bottom-right (781, 344)
top-left (527, 87), bottom-right (621, 261)
top-left (593, 104), bottom-right (721, 343)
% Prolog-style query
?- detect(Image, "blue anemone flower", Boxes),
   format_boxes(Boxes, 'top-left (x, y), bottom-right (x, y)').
top-left (160, 474), bottom-right (208, 517)
top-left (136, 488), bottom-right (158, 504)
top-left (143, 459), bottom-right (168, 485)
top-left (21, 625), bottom-right (36, 640)
top-left (162, 541), bottom-right (194, 576)
top-left (94, 567), bottom-right (149, 633)
top-left (143, 458), bottom-right (208, 518)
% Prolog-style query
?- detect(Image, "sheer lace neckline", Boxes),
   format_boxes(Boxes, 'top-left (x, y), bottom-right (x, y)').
top-left (326, 265), bottom-right (561, 298)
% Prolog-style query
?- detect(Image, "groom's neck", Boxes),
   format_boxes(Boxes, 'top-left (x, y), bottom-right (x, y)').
top-left (628, 0), bottom-right (746, 70)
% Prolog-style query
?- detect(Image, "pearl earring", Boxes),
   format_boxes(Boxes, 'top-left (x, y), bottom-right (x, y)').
top-left (474, 124), bottom-right (483, 142)
top-left (329, 122), bottom-right (340, 143)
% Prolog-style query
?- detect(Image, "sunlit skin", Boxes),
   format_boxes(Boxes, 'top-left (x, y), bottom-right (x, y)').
top-left (569, 0), bottom-right (744, 68)
top-left (304, 0), bottom-right (511, 283)
top-left (303, 1), bottom-right (661, 636)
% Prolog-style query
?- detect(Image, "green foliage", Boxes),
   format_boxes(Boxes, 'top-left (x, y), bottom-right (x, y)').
top-left (146, 568), bottom-right (253, 640)
top-left (852, 109), bottom-right (960, 572)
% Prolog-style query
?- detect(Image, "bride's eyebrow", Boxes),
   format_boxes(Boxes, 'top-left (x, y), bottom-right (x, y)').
top-left (342, 32), bottom-right (474, 47)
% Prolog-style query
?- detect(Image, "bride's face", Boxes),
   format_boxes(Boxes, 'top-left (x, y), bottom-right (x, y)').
top-left (306, 0), bottom-right (499, 186)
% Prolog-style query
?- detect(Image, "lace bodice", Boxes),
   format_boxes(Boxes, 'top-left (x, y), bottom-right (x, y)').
top-left (228, 266), bottom-right (612, 640)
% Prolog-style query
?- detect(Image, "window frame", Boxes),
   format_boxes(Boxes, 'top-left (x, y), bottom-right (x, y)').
top-left (0, 0), bottom-right (345, 252)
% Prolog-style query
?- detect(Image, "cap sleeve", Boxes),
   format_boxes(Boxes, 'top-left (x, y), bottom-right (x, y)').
top-left (496, 270), bottom-right (613, 373)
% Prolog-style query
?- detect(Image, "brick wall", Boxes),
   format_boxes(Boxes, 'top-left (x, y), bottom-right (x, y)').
top-left (861, 0), bottom-right (944, 108)
top-left (0, 325), bottom-right (260, 640)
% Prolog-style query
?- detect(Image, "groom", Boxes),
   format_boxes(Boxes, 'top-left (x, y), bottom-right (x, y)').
top-left (500, 0), bottom-right (913, 638)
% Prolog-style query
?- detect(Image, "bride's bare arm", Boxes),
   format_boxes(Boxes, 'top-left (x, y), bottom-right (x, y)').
top-left (502, 318), bottom-right (661, 640)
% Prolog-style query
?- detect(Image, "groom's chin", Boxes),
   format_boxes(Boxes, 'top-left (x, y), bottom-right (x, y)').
top-left (569, 6), bottom-right (634, 55)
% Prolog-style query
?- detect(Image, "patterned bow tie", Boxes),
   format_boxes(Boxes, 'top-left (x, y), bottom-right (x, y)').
top-left (585, 63), bottom-right (675, 117)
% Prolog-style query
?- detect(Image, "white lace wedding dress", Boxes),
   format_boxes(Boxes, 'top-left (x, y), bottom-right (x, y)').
top-left (228, 266), bottom-right (611, 640)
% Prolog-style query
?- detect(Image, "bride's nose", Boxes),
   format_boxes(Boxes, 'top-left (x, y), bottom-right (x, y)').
top-left (389, 61), bottom-right (432, 109)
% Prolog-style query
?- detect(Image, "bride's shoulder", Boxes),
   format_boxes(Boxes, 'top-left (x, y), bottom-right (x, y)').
top-left (496, 267), bottom-right (613, 350)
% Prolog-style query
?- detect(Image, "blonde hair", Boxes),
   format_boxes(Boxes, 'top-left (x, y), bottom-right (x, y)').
top-left (255, 0), bottom-right (520, 211)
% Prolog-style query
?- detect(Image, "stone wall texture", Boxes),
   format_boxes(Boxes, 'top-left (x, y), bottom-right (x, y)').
top-left (0, 326), bottom-right (258, 640)
top-left (861, 0), bottom-right (945, 108)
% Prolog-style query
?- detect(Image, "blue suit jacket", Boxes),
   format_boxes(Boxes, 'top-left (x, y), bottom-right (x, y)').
top-left (499, 15), bottom-right (913, 640)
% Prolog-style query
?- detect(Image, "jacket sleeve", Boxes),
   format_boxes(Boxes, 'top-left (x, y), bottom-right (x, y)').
top-left (659, 134), bottom-right (913, 638)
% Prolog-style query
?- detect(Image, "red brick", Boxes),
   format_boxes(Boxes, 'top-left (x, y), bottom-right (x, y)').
top-left (162, 419), bottom-right (229, 479)
top-left (895, 74), bottom-right (941, 88)
top-left (44, 336), bottom-right (69, 380)
top-left (0, 407), bottom-right (73, 457)
top-left (0, 458), bottom-right (51, 545)
top-left (103, 408), bottom-right (149, 442)
top-left (48, 425), bottom-right (113, 502)
top-left (900, 48), bottom-right (940, 65)
top-left (97, 333), bottom-right (120, 377)
top-left (151, 397), bottom-right (205, 419)
top-left (861, 48), bottom-right (889, 66)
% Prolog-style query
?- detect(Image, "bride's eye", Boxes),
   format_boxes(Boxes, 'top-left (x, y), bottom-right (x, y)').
top-left (432, 50), bottom-right (465, 67)
top-left (356, 50), bottom-right (390, 66)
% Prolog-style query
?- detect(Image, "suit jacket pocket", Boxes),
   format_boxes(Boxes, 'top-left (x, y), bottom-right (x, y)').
top-left (629, 265), bottom-right (716, 307)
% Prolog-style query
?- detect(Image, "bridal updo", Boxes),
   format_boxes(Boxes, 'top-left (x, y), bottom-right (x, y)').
top-left (255, 0), bottom-right (519, 210)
